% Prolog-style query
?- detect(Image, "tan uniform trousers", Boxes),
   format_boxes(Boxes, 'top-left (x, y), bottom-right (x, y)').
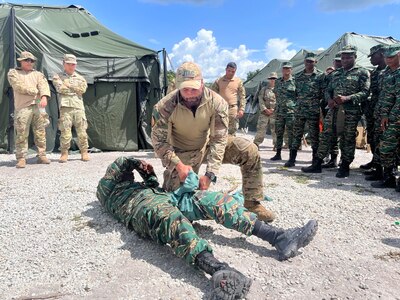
top-left (163, 136), bottom-right (264, 204)
top-left (14, 105), bottom-right (47, 159)
top-left (254, 114), bottom-right (276, 146)
top-left (228, 105), bottom-right (239, 136)
top-left (58, 107), bottom-right (89, 152)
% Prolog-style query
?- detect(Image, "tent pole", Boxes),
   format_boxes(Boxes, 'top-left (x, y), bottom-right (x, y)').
top-left (7, 6), bottom-right (16, 153)
top-left (162, 48), bottom-right (168, 96)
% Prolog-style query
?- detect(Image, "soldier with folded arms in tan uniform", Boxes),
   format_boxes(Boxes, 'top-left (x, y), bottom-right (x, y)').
top-left (7, 51), bottom-right (51, 168)
top-left (52, 54), bottom-right (89, 163)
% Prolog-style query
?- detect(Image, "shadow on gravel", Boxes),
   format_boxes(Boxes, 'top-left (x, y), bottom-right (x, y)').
top-left (385, 206), bottom-right (400, 218)
top-left (382, 238), bottom-right (400, 249)
top-left (82, 201), bottom-right (216, 299)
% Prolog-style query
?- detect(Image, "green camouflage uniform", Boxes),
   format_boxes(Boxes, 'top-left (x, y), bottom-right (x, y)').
top-left (152, 88), bottom-right (264, 204)
top-left (379, 69), bottom-right (400, 168)
top-left (292, 68), bottom-right (324, 151)
top-left (274, 76), bottom-right (296, 149)
top-left (7, 68), bottom-right (50, 159)
top-left (96, 156), bottom-right (257, 264)
top-left (318, 66), bottom-right (370, 163)
top-left (52, 71), bottom-right (88, 151)
top-left (365, 65), bottom-right (385, 150)
top-left (253, 85), bottom-right (276, 146)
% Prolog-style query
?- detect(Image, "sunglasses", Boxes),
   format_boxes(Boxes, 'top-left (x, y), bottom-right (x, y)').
top-left (24, 59), bottom-right (35, 63)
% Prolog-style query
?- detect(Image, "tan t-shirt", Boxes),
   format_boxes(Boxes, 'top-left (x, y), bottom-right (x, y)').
top-left (7, 68), bottom-right (50, 111)
top-left (211, 75), bottom-right (246, 110)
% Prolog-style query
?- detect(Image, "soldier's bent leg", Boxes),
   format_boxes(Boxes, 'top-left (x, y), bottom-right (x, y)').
top-left (253, 114), bottom-right (269, 146)
top-left (223, 136), bottom-right (275, 222)
top-left (32, 109), bottom-right (48, 159)
top-left (58, 108), bottom-right (74, 152)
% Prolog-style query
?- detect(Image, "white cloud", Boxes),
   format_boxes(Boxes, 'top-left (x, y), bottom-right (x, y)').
top-left (317, 0), bottom-right (400, 11)
top-left (170, 29), bottom-right (298, 82)
top-left (148, 38), bottom-right (160, 45)
top-left (264, 38), bottom-right (297, 61)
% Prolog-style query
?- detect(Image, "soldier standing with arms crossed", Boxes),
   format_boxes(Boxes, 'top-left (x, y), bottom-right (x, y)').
top-left (211, 62), bottom-right (246, 136)
top-left (152, 62), bottom-right (275, 223)
top-left (52, 54), bottom-right (90, 163)
top-left (7, 51), bottom-right (51, 168)
top-left (253, 72), bottom-right (278, 148)
top-left (302, 45), bottom-right (370, 178)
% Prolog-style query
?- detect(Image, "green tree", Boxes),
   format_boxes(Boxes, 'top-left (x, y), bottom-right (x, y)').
top-left (246, 69), bottom-right (260, 81)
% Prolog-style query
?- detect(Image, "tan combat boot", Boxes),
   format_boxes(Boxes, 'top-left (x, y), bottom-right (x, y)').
top-left (16, 158), bottom-right (26, 168)
top-left (244, 201), bottom-right (275, 223)
top-left (81, 150), bottom-right (90, 162)
top-left (37, 156), bottom-right (50, 164)
top-left (59, 151), bottom-right (68, 163)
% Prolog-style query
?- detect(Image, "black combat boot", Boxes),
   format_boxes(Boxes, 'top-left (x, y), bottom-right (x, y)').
top-left (311, 148), bottom-right (318, 164)
top-left (321, 153), bottom-right (338, 169)
top-left (365, 165), bottom-right (383, 181)
top-left (301, 157), bottom-right (323, 173)
top-left (371, 167), bottom-right (397, 188)
top-left (336, 160), bottom-right (350, 178)
top-left (360, 160), bottom-right (374, 170)
top-left (270, 148), bottom-right (282, 161)
top-left (195, 251), bottom-right (252, 300)
top-left (252, 220), bottom-right (318, 261)
top-left (284, 149), bottom-right (297, 167)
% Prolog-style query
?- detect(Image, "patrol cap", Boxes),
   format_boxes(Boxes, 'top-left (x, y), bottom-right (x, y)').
top-left (176, 62), bottom-right (203, 90)
top-left (334, 53), bottom-right (341, 61)
top-left (305, 52), bottom-right (317, 61)
top-left (368, 44), bottom-right (385, 57)
top-left (226, 62), bottom-right (237, 69)
top-left (63, 54), bottom-right (77, 64)
top-left (17, 51), bottom-right (36, 61)
top-left (267, 72), bottom-right (278, 79)
top-left (384, 44), bottom-right (400, 57)
top-left (340, 45), bottom-right (357, 54)
top-left (282, 62), bottom-right (292, 68)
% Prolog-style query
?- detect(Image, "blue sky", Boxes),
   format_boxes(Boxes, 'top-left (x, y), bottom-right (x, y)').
top-left (5, 0), bottom-right (400, 81)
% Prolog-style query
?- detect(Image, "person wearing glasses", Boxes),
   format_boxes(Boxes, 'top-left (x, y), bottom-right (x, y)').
top-left (7, 51), bottom-right (51, 168)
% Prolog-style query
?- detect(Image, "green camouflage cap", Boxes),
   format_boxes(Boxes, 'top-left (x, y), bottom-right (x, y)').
top-left (17, 51), bottom-right (36, 61)
top-left (176, 62), bottom-right (203, 90)
top-left (334, 53), bottom-right (342, 61)
top-left (340, 45), bottom-right (357, 54)
top-left (305, 52), bottom-right (317, 61)
top-left (368, 44), bottom-right (385, 57)
top-left (384, 44), bottom-right (400, 57)
top-left (282, 61), bottom-right (292, 68)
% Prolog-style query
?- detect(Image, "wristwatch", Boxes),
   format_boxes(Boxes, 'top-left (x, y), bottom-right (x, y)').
top-left (205, 171), bottom-right (217, 183)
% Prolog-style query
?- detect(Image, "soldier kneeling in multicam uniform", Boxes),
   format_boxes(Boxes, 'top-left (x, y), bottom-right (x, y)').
top-left (97, 156), bottom-right (318, 300)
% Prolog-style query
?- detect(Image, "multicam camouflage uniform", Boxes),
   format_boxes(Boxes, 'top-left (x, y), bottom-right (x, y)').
top-left (151, 88), bottom-right (264, 206)
top-left (52, 71), bottom-right (88, 152)
top-left (253, 84), bottom-right (276, 146)
top-left (292, 67), bottom-right (324, 151)
top-left (274, 75), bottom-right (296, 149)
top-left (211, 76), bottom-right (246, 135)
top-left (7, 68), bottom-right (50, 159)
top-left (317, 65), bottom-right (370, 163)
top-left (96, 156), bottom-right (257, 264)
top-left (379, 69), bottom-right (400, 169)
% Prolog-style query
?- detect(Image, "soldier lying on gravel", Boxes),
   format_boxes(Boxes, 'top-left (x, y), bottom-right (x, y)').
top-left (97, 156), bottom-right (318, 300)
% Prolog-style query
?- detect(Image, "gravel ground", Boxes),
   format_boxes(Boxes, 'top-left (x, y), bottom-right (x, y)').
top-left (1, 132), bottom-right (399, 300)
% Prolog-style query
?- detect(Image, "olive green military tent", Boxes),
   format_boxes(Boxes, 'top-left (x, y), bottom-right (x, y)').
top-left (0, 3), bottom-right (161, 153)
top-left (241, 32), bottom-right (400, 132)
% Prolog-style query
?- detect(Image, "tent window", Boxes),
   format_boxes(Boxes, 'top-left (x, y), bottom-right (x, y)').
top-left (64, 30), bottom-right (100, 38)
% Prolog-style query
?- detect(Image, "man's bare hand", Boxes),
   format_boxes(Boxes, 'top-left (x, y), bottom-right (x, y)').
top-left (199, 175), bottom-right (211, 190)
top-left (175, 161), bottom-right (192, 182)
top-left (237, 110), bottom-right (244, 119)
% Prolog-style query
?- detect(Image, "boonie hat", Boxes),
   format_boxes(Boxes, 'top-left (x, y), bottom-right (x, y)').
top-left (282, 62), bottom-right (292, 68)
top-left (384, 44), bottom-right (400, 57)
top-left (305, 52), bottom-right (317, 61)
top-left (267, 72), bottom-right (278, 79)
top-left (176, 62), bottom-right (203, 90)
top-left (368, 44), bottom-right (385, 57)
top-left (64, 54), bottom-right (77, 64)
top-left (17, 51), bottom-right (36, 61)
top-left (340, 45), bottom-right (357, 54)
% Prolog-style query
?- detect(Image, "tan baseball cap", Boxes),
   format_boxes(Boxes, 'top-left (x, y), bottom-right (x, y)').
top-left (63, 54), bottom-right (77, 64)
top-left (175, 62), bottom-right (203, 90)
top-left (267, 72), bottom-right (278, 79)
top-left (17, 51), bottom-right (36, 61)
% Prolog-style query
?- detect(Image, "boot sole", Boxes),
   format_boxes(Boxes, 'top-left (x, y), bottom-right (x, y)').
top-left (211, 269), bottom-right (252, 300)
top-left (278, 220), bottom-right (318, 261)
top-left (301, 168), bottom-right (322, 173)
